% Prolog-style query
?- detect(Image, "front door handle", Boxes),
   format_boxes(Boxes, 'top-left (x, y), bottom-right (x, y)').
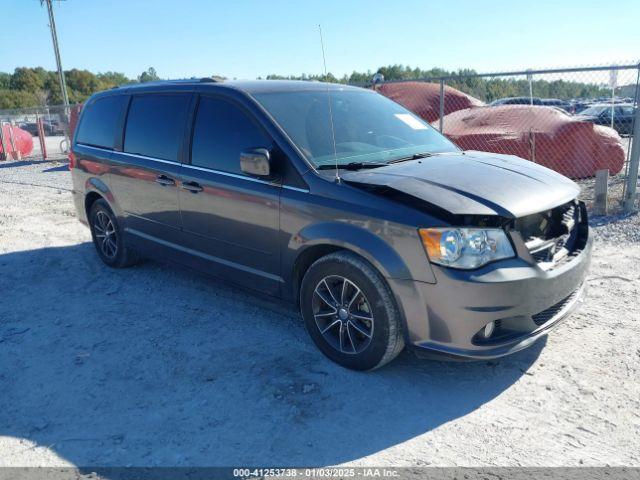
top-left (155, 174), bottom-right (176, 186)
top-left (182, 181), bottom-right (203, 193)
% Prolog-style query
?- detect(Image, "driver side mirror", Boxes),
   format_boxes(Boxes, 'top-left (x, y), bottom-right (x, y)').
top-left (240, 148), bottom-right (271, 178)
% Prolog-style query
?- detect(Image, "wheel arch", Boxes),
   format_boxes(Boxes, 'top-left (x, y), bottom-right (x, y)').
top-left (84, 191), bottom-right (104, 218)
top-left (291, 244), bottom-right (344, 301)
top-left (287, 222), bottom-right (413, 300)
top-left (83, 177), bottom-right (121, 219)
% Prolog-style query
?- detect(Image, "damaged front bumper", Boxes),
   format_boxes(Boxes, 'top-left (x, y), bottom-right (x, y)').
top-left (389, 227), bottom-right (593, 361)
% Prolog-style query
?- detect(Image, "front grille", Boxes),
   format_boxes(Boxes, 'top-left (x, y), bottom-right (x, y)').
top-left (531, 247), bottom-right (553, 263)
top-left (532, 288), bottom-right (580, 326)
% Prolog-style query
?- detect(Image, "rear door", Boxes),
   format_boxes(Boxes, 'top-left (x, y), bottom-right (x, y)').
top-left (178, 94), bottom-right (282, 294)
top-left (109, 93), bottom-right (192, 244)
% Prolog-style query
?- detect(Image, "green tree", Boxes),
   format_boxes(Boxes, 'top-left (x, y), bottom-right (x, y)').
top-left (11, 67), bottom-right (46, 91)
top-left (0, 64), bottom-right (619, 109)
top-left (0, 89), bottom-right (38, 109)
top-left (34, 89), bottom-right (49, 107)
top-left (0, 72), bottom-right (10, 89)
top-left (43, 71), bottom-right (63, 104)
top-left (138, 67), bottom-right (160, 83)
top-left (97, 71), bottom-right (132, 89)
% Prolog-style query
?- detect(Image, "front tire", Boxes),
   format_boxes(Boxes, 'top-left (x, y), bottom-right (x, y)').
top-left (300, 251), bottom-right (404, 370)
top-left (89, 199), bottom-right (138, 268)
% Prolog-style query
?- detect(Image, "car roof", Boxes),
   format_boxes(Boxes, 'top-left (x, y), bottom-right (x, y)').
top-left (492, 96), bottom-right (542, 103)
top-left (108, 79), bottom-right (364, 95)
top-left (502, 96), bottom-right (540, 100)
top-left (586, 103), bottom-right (634, 108)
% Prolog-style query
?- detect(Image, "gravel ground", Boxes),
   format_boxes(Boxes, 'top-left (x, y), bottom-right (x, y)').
top-left (0, 159), bottom-right (639, 469)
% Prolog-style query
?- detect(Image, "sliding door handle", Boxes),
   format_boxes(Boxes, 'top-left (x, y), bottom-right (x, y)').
top-left (155, 175), bottom-right (176, 186)
top-left (182, 181), bottom-right (203, 193)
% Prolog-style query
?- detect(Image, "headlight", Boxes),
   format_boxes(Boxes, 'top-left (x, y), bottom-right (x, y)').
top-left (418, 228), bottom-right (515, 269)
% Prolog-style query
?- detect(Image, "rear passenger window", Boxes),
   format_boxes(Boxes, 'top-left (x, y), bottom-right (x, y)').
top-left (76, 95), bottom-right (126, 149)
top-left (124, 94), bottom-right (190, 161)
top-left (191, 97), bottom-right (270, 174)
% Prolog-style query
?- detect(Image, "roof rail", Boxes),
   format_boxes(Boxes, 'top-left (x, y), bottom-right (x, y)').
top-left (200, 77), bottom-right (222, 83)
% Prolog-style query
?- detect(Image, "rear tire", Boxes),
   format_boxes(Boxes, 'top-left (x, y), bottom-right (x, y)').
top-left (300, 251), bottom-right (404, 370)
top-left (89, 199), bottom-right (138, 268)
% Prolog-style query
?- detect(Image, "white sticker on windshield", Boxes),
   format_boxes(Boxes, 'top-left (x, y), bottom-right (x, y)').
top-left (394, 113), bottom-right (428, 130)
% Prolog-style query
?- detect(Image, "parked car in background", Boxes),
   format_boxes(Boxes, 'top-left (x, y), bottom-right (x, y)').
top-left (575, 103), bottom-right (636, 135)
top-left (70, 79), bottom-right (592, 370)
top-left (570, 100), bottom-right (593, 114)
top-left (490, 96), bottom-right (544, 106)
top-left (17, 122), bottom-right (38, 136)
top-left (540, 98), bottom-right (572, 113)
top-left (491, 97), bottom-right (572, 113)
top-left (437, 105), bottom-right (625, 178)
top-left (377, 81), bottom-right (483, 123)
top-left (19, 119), bottom-right (64, 137)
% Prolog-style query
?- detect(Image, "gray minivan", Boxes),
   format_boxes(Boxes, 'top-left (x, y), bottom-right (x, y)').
top-left (71, 79), bottom-right (592, 370)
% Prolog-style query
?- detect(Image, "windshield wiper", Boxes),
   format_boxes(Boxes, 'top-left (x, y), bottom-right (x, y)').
top-left (317, 162), bottom-right (387, 171)
top-left (387, 152), bottom-right (435, 164)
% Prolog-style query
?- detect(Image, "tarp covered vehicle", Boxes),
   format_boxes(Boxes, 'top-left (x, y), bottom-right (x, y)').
top-left (377, 82), bottom-right (626, 178)
top-left (437, 105), bottom-right (625, 178)
top-left (0, 124), bottom-right (33, 160)
top-left (377, 81), bottom-right (483, 123)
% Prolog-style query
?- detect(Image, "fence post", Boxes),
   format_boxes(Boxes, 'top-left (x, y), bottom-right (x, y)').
top-left (37, 116), bottom-right (48, 160)
top-left (439, 80), bottom-right (445, 133)
top-left (623, 99), bottom-right (640, 213)
top-left (0, 122), bottom-right (7, 161)
top-left (594, 169), bottom-right (609, 215)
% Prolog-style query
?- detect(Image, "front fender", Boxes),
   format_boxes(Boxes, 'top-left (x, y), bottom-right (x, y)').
top-left (291, 221), bottom-right (419, 281)
top-left (288, 221), bottom-right (436, 345)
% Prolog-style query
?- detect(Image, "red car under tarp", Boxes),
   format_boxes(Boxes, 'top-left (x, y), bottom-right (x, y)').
top-left (377, 81), bottom-right (483, 123)
top-left (437, 105), bottom-right (625, 178)
top-left (0, 124), bottom-right (33, 160)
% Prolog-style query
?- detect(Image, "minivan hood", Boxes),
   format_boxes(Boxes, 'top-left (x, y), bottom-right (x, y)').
top-left (341, 151), bottom-right (580, 218)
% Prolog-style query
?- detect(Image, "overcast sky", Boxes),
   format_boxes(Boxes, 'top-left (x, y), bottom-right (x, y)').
top-left (3, 0), bottom-right (639, 79)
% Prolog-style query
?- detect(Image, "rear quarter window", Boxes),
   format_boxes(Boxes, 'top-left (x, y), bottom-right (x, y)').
top-left (124, 94), bottom-right (191, 161)
top-left (75, 95), bottom-right (127, 149)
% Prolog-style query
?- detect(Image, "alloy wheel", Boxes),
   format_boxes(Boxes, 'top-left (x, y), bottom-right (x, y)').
top-left (312, 275), bottom-right (374, 354)
top-left (93, 211), bottom-right (118, 259)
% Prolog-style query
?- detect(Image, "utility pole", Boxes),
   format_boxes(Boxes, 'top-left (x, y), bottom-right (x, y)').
top-left (42, 0), bottom-right (70, 115)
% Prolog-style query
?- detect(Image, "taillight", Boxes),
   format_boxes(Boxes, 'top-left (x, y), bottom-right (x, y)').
top-left (68, 151), bottom-right (76, 170)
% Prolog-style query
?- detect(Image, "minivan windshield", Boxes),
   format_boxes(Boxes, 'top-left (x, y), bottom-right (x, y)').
top-left (253, 88), bottom-right (459, 168)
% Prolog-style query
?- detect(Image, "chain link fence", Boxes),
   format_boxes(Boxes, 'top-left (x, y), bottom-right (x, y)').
top-left (2, 64), bottom-right (639, 214)
top-left (372, 63), bottom-right (640, 214)
top-left (0, 104), bottom-right (79, 162)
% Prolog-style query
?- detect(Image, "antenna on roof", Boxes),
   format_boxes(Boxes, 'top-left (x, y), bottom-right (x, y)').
top-left (318, 24), bottom-right (340, 183)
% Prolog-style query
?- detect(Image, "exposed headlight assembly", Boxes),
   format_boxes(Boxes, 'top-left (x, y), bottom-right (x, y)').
top-left (419, 228), bottom-right (515, 269)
